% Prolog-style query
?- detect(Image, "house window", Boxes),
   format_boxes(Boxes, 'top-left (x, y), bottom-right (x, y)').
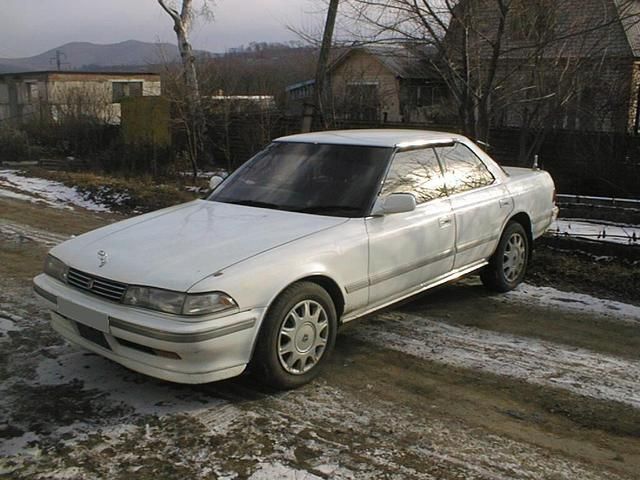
top-left (345, 82), bottom-right (379, 121)
top-left (112, 81), bottom-right (143, 103)
top-left (26, 82), bottom-right (39, 104)
top-left (415, 84), bottom-right (443, 107)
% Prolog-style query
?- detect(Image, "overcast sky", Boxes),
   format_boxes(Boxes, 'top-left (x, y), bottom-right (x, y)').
top-left (1, 0), bottom-right (323, 58)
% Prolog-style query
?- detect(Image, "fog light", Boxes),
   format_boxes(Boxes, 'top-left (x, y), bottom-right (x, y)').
top-left (152, 349), bottom-right (181, 359)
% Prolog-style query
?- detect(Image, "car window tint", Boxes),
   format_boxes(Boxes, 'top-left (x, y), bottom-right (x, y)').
top-left (436, 143), bottom-right (494, 194)
top-left (381, 148), bottom-right (447, 204)
top-left (209, 142), bottom-right (392, 217)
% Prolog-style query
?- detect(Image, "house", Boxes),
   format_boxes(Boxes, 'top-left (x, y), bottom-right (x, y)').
top-left (204, 93), bottom-right (276, 113)
top-left (0, 71), bottom-right (161, 125)
top-left (443, 0), bottom-right (640, 134)
top-left (286, 45), bottom-right (449, 124)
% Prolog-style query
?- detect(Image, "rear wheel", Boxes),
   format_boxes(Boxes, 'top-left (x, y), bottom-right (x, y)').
top-left (251, 282), bottom-right (337, 389)
top-left (481, 221), bottom-right (529, 292)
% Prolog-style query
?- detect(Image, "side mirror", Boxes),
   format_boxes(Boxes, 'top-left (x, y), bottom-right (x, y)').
top-left (209, 175), bottom-right (224, 190)
top-left (371, 193), bottom-right (417, 216)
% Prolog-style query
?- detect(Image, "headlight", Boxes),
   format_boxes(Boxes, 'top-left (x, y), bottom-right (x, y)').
top-left (123, 286), bottom-right (185, 315)
top-left (183, 292), bottom-right (237, 316)
top-left (44, 255), bottom-right (68, 283)
top-left (123, 286), bottom-right (237, 317)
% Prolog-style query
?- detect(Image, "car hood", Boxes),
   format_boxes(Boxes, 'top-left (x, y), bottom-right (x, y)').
top-left (51, 200), bottom-right (347, 291)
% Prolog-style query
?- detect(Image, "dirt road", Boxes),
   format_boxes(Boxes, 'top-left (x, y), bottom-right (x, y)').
top-left (1, 197), bottom-right (639, 479)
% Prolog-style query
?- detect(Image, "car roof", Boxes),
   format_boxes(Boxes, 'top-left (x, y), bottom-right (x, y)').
top-left (274, 129), bottom-right (467, 148)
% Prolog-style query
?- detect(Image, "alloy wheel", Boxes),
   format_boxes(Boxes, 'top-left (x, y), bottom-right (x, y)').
top-left (503, 232), bottom-right (527, 283)
top-left (277, 300), bottom-right (329, 375)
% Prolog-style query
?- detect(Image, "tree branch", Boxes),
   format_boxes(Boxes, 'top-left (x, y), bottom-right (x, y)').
top-left (157, 0), bottom-right (180, 24)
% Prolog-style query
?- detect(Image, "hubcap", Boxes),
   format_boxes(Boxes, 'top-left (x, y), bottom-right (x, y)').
top-left (503, 232), bottom-right (527, 283)
top-left (277, 300), bottom-right (329, 375)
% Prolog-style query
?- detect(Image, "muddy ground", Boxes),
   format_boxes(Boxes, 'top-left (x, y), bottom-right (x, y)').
top-left (1, 197), bottom-right (640, 479)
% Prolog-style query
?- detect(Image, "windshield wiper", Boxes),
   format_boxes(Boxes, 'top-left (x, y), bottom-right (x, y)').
top-left (296, 205), bottom-right (361, 215)
top-left (224, 200), bottom-right (282, 210)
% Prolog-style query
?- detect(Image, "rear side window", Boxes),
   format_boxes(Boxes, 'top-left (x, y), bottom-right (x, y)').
top-left (381, 148), bottom-right (447, 204)
top-left (436, 143), bottom-right (494, 194)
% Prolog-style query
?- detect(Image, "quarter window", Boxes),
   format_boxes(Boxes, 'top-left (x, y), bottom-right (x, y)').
top-left (436, 143), bottom-right (494, 194)
top-left (381, 148), bottom-right (447, 204)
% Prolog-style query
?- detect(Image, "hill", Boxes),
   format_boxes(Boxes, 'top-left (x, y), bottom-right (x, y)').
top-left (0, 40), bottom-right (184, 73)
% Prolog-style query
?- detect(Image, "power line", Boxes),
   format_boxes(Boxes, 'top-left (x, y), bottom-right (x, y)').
top-left (49, 50), bottom-right (69, 71)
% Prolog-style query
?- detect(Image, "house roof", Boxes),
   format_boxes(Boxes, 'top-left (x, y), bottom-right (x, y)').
top-left (285, 79), bottom-right (315, 92)
top-left (0, 70), bottom-right (160, 79)
top-left (445, 0), bottom-right (640, 60)
top-left (615, 0), bottom-right (640, 57)
top-left (329, 44), bottom-right (439, 79)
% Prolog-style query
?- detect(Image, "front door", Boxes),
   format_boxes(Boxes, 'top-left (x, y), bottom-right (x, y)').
top-left (366, 147), bottom-right (455, 306)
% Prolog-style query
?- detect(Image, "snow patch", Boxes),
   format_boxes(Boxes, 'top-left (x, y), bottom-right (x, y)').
top-left (0, 169), bottom-right (110, 212)
top-left (35, 349), bottom-right (227, 416)
top-left (0, 316), bottom-right (21, 334)
top-left (504, 283), bottom-right (640, 324)
top-left (0, 221), bottom-right (69, 247)
top-left (0, 431), bottom-right (40, 457)
top-left (248, 462), bottom-right (323, 480)
top-left (355, 313), bottom-right (640, 408)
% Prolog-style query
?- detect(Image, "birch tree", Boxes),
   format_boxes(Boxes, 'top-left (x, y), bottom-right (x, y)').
top-left (157, 0), bottom-right (212, 177)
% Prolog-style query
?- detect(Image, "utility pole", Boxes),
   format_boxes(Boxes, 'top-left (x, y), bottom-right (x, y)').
top-left (49, 50), bottom-right (68, 71)
top-left (302, 0), bottom-right (339, 133)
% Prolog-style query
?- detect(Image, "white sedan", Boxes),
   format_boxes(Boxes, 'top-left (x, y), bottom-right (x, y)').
top-left (34, 130), bottom-right (557, 389)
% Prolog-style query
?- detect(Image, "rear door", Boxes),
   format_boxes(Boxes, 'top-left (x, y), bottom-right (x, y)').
top-left (365, 147), bottom-right (455, 306)
top-left (434, 142), bottom-right (513, 269)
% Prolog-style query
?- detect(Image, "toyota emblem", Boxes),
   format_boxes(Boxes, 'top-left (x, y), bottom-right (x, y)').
top-left (97, 250), bottom-right (108, 267)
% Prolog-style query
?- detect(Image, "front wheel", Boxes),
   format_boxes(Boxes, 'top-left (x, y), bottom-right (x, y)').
top-left (481, 221), bottom-right (529, 292)
top-left (251, 282), bottom-right (337, 389)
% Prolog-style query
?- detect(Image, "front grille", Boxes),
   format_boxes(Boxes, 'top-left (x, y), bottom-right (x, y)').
top-left (67, 268), bottom-right (127, 302)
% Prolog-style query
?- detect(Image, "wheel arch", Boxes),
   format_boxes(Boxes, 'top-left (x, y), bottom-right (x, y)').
top-left (263, 274), bottom-right (346, 327)
top-left (248, 274), bottom-right (344, 389)
top-left (507, 211), bottom-right (533, 252)
top-left (301, 275), bottom-right (346, 321)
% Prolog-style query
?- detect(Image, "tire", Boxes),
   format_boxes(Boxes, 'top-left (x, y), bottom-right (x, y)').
top-left (481, 221), bottom-right (529, 293)
top-left (251, 282), bottom-right (337, 390)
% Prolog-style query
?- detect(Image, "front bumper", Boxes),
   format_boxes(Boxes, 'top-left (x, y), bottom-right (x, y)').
top-left (33, 274), bottom-right (266, 384)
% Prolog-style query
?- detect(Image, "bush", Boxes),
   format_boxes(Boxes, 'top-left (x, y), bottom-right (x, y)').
top-left (0, 127), bottom-right (31, 163)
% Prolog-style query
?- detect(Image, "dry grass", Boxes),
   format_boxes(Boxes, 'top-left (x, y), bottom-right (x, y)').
top-left (25, 168), bottom-right (206, 213)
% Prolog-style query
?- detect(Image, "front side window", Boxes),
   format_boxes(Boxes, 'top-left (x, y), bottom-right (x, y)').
top-left (436, 143), bottom-right (495, 194)
top-left (381, 148), bottom-right (447, 204)
top-left (210, 142), bottom-right (392, 217)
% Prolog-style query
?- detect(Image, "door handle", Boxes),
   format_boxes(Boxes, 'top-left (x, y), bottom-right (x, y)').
top-left (439, 216), bottom-right (452, 228)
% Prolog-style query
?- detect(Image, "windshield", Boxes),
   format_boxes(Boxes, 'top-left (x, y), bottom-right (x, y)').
top-left (209, 142), bottom-right (393, 217)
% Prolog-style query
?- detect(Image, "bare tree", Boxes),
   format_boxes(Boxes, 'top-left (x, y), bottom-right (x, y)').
top-left (304, 0), bottom-right (340, 131)
top-left (339, 0), bottom-right (640, 151)
top-left (157, 0), bottom-right (212, 177)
